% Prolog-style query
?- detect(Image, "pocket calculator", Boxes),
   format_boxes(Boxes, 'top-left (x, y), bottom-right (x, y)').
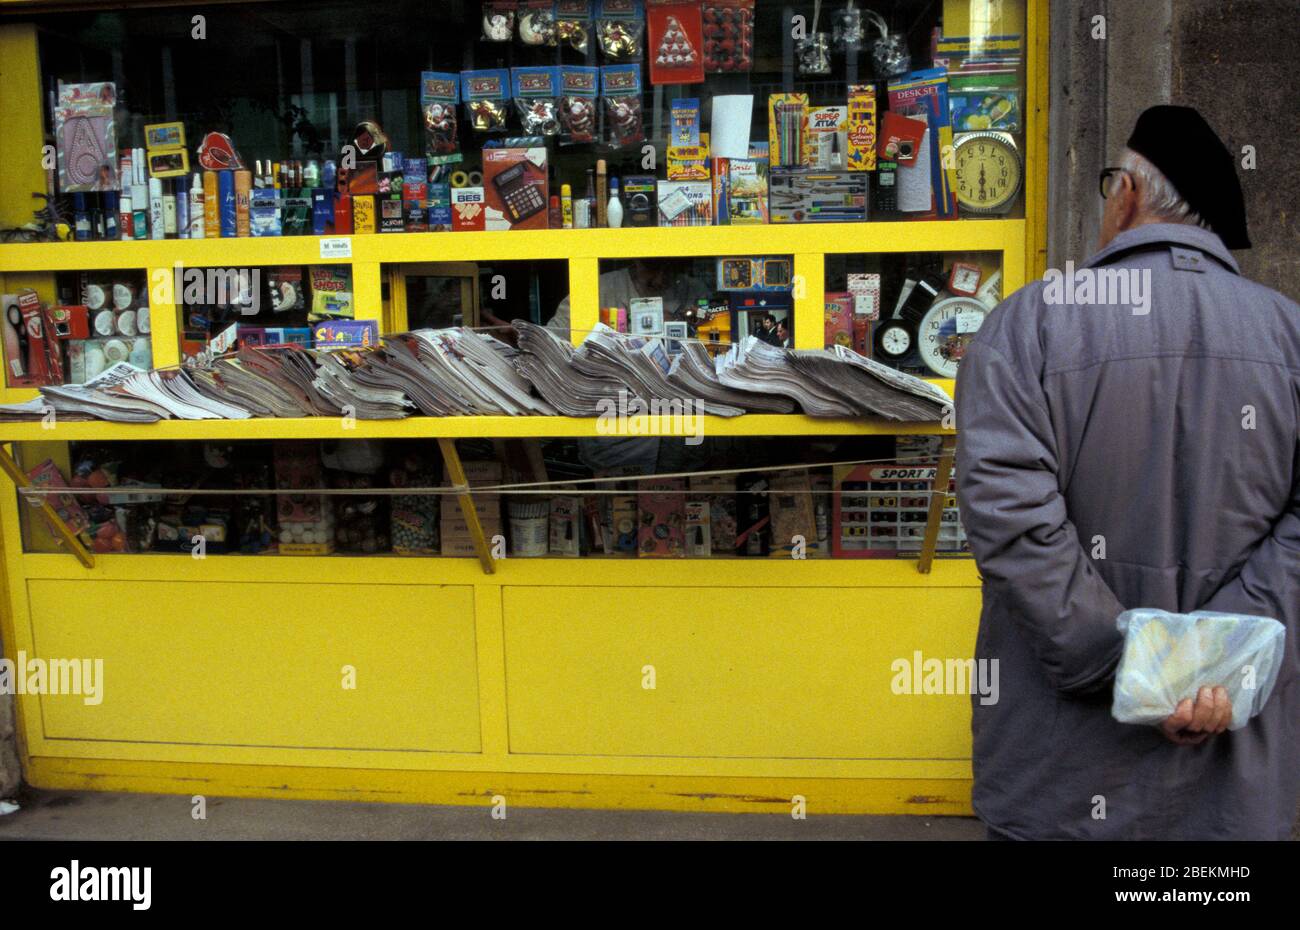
top-left (492, 163), bottom-right (546, 223)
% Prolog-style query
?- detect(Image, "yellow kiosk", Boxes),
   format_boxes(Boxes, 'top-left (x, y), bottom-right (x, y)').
top-left (0, 0), bottom-right (1048, 814)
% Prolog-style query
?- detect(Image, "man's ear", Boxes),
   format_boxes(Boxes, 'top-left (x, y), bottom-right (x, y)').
top-left (1116, 171), bottom-right (1141, 231)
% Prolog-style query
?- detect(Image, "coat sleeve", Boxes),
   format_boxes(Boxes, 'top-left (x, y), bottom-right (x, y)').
top-left (956, 336), bottom-right (1127, 694)
top-left (1199, 477), bottom-right (1300, 625)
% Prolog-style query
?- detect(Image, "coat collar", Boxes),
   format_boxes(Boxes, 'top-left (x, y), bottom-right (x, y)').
top-left (1083, 223), bottom-right (1241, 274)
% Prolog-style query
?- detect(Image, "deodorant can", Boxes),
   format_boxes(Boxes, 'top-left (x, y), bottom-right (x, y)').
top-left (234, 169), bottom-right (252, 237)
top-left (218, 169), bottom-right (237, 238)
top-left (203, 171), bottom-right (220, 238)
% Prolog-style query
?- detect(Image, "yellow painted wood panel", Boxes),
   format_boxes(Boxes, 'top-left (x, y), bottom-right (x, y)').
top-left (503, 585), bottom-right (978, 759)
top-left (0, 220), bottom-right (1022, 272)
top-left (25, 579), bottom-right (482, 754)
top-left (27, 756), bottom-right (972, 814)
top-left (0, 410), bottom-right (956, 443)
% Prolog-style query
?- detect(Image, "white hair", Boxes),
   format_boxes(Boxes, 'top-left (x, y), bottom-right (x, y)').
top-left (1120, 147), bottom-right (1211, 229)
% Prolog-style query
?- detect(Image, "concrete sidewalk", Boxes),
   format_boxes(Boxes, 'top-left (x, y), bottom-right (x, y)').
top-left (0, 788), bottom-right (985, 841)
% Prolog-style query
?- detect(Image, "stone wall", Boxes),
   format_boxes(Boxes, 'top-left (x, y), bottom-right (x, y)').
top-left (0, 689), bottom-right (18, 798)
top-left (1049, 0), bottom-right (1299, 299)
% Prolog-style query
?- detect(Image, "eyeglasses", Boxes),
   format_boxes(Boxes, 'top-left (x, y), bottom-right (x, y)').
top-left (1099, 167), bottom-right (1129, 198)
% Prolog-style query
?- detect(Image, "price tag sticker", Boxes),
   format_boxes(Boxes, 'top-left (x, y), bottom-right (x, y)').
top-left (658, 188), bottom-right (692, 220)
top-left (956, 308), bottom-right (985, 334)
top-left (319, 237), bottom-right (353, 259)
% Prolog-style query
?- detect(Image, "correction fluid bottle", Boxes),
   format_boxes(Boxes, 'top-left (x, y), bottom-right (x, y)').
top-left (148, 178), bottom-right (165, 240)
top-left (189, 173), bottom-right (205, 239)
top-left (607, 178), bottom-right (624, 229)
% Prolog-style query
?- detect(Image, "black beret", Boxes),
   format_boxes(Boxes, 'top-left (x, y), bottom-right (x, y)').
top-left (1127, 105), bottom-right (1251, 249)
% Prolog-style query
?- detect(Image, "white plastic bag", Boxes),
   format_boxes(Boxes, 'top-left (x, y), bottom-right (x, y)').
top-left (1112, 608), bottom-right (1286, 731)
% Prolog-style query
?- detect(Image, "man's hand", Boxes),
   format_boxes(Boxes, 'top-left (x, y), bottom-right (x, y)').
top-left (1159, 686), bottom-right (1233, 745)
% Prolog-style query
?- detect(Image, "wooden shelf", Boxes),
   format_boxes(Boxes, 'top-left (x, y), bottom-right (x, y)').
top-left (0, 408), bottom-right (955, 443)
top-left (0, 220), bottom-right (1023, 271)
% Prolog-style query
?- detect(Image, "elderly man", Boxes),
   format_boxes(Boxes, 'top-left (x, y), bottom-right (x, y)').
top-left (956, 106), bottom-right (1299, 839)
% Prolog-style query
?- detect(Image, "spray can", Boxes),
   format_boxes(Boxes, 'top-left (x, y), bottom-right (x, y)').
top-left (203, 171), bottom-right (219, 238)
top-left (218, 169), bottom-right (236, 238)
top-left (234, 169), bottom-right (252, 237)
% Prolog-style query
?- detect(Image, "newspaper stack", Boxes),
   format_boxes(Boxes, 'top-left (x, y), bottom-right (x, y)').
top-left (667, 341), bottom-right (796, 416)
top-left (715, 337), bottom-right (859, 418)
top-left (0, 328), bottom-right (954, 423)
top-left (512, 321), bottom-right (629, 416)
top-left (786, 346), bottom-right (952, 421)
top-left (362, 329), bottom-right (556, 416)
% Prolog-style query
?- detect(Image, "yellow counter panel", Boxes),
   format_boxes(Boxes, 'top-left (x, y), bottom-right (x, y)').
top-left (502, 584), bottom-right (976, 760)
top-left (25, 578), bottom-right (481, 758)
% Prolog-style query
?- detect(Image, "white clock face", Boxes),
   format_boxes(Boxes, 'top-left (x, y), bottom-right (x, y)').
top-left (917, 297), bottom-right (988, 377)
top-left (879, 325), bottom-right (911, 356)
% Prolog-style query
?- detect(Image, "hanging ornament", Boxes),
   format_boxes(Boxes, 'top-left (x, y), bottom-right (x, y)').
top-left (796, 1), bottom-right (832, 76)
top-left (796, 32), bottom-right (832, 75)
top-left (862, 9), bottom-right (911, 78)
top-left (832, 0), bottom-right (866, 53)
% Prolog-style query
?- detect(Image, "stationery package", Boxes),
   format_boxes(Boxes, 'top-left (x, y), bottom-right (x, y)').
top-left (689, 475), bottom-right (736, 554)
top-left (482, 147), bottom-right (549, 231)
top-left (886, 67), bottom-right (959, 217)
top-left (684, 500), bottom-right (712, 556)
top-left (824, 292), bottom-right (854, 349)
top-left (637, 478), bottom-right (685, 557)
top-left (846, 84), bottom-right (878, 171)
top-left (768, 93), bottom-right (809, 168)
top-left (769, 170), bottom-right (868, 223)
top-left (54, 82), bottom-right (118, 192)
top-left (656, 180), bottom-right (712, 226)
top-left (549, 495), bottom-right (583, 556)
top-left (767, 470), bottom-right (819, 557)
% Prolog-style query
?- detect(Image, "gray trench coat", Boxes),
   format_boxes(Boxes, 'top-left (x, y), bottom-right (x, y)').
top-left (955, 223), bottom-right (1300, 839)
